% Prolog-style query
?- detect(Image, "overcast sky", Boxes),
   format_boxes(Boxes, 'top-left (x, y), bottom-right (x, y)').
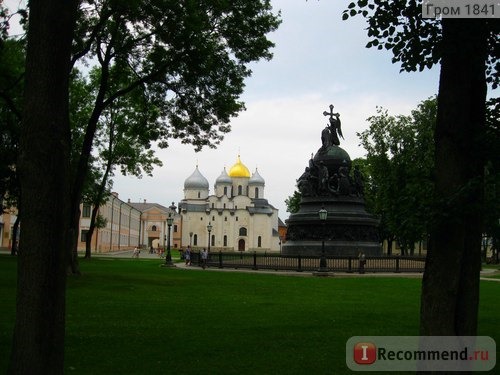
top-left (6, 0), bottom-right (442, 219)
top-left (114, 0), bottom-right (441, 219)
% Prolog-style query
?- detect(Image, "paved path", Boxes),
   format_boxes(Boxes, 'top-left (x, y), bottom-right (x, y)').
top-left (96, 251), bottom-right (500, 279)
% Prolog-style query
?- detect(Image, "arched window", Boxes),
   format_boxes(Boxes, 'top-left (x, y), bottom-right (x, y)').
top-left (193, 234), bottom-right (198, 246)
top-left (211, 234), bottom-right (215, 246)
top-left (246, 186), bottom-right (249, 196)
top-left (223, 235), bottom-right (227, 246)
top-left (198, 191), bottom-right (201, 198)
top-left (258, 236), bottom-right (262, 247)
top-left (224, 186), bottom-right (228, 195)
top-left (238, 185), bottom-right (242, 195)
top-left (255, 187), bottom-right (259, 198)
top-left (151, 225), bottom-right (157, 231)
top-left (239, 227), bottom-right (247, 236)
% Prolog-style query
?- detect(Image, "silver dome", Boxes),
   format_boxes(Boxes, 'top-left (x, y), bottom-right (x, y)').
top-left (215, 168), bottom-right (232, 185)
top-left (184, 166), bottom-right (209, 189)
top-left (249, 169), bottom-right (265, 185)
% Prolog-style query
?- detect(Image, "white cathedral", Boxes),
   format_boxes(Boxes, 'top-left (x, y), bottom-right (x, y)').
top-left (178, 156), bottom-right (280, 252)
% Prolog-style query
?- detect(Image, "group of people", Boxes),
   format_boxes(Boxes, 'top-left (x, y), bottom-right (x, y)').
top-left (181, 246), bottom-right (208, 269)
top-left (131, 245), bottom-right (208, 268)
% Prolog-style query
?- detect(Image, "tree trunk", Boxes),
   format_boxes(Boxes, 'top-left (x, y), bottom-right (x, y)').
top-left (420, 17), bottom-right (487, 348)
top-left (8, 0), bottom-right (79, 374)
top-left (85, 134), bottom-right (114, 258)
top-left (69, 69), bottom-right (110, 272)
top-left (85, 204), bottom-right (99, 258)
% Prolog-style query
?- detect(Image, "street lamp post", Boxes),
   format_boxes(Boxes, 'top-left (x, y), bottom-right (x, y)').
top-left (207, 222), bottom-right (213, 253)
top-left (162, 202), bottom-right (176, 267)
top-left (318, 207), bottom-right (328, 272)
top-left (164, 214), bottom-right (174, 266)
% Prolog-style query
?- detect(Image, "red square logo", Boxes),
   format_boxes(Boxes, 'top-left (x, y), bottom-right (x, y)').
top-left (354, 342), bottom-right (377, 365)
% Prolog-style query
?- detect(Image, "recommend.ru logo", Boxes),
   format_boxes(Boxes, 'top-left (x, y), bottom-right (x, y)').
top-left (346, 336), bottom-right (496, 372)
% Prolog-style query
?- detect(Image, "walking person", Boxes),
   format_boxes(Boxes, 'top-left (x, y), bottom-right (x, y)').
top-left (185, 245), bottom-right (191, 266)
top-left (201, 248), bottom-right (208, 269)
top-left (358, 251), bottom-right (366, 274)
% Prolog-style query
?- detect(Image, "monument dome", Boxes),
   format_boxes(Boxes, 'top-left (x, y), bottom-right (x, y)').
top-left (228, 155), bottom-right (251, 178)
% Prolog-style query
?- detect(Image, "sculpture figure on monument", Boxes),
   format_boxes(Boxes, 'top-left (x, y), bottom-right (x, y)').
top-left (297, 167), bottom-right (315, 197)
top-left (321, 125), bottom-right (332, 150)
top-left (328, 172), bottom-right (339, 194)
top-left (323, 104), bottom-right (343, 146)
top-left (317, 161), bottom-right (329, 195)
top-left (338, 163), bottom-right (351, 195)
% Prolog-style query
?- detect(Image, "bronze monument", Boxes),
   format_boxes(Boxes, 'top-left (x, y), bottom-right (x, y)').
top-left (283, 105), bottom-right (381, 256)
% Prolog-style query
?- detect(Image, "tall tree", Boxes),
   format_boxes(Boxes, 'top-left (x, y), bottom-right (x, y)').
top-left (1, 1), bottom-right (281, 272)
top-left (8, 0), bottom-right (79, 374)
top-left (66, 0), bottom-right (281, 272)
top-left (69, 71), bottom-right (162, 258)
top-left (358, 99), bottom-right (436, 255)
top-left (421, 19), bottom-right (488, 340)
top-left (343, 1), bottom-right (498, 345)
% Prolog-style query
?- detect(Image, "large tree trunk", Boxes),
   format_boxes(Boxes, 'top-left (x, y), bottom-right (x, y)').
top-left (420, 17), bottom-right (487, 345)
top-left (8, 0), bottom-right (79, 374)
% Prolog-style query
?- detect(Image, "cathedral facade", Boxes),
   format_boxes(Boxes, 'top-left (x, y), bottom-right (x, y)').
top-left (178, 156), bottom-right (280, 252)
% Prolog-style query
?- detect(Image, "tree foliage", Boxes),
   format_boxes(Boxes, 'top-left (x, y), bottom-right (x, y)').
top-left (71, 0), bottom-right (281, 151)
top-left (358, 98), bottom-right (436, 254)
top-left (342, 0), bottom-right (499, 88)
top-left (285, 190), bottom-right (301, 214)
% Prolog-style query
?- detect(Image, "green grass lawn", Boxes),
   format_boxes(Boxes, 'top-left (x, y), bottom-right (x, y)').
top-left (0, 255), bottom-right (498, 374)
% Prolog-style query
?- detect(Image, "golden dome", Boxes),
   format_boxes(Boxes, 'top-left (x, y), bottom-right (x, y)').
top-left (228, 155), bottom-right (251, 178)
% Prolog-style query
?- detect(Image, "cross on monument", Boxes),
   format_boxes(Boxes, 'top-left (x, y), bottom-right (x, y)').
top-left (323, 104), bottom-right (339, 120)
top-left (321, 104), bottom-right (343, 146)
